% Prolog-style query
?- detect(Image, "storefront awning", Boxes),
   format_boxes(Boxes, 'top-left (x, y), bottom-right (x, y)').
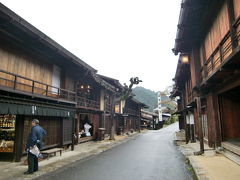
top-left (0, 102), bottom-right (75, 117)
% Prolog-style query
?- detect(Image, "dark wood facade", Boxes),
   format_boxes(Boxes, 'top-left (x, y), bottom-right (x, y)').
top-left (0, 3), bottom-right (95, 161)
top-left (122, 98), bottom-right (143, 133)
top-left (99, 75), bottom-right (145, 135)
top-left (0, 3), bottom-right (146, 162)
top-left (140, 110), bottom-right (158, 130)
top-left (172, 0), bottom-right (240, 154)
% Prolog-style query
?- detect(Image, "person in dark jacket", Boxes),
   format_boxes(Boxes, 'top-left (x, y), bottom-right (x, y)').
top-left (24, 119), bottom-right (46, 175)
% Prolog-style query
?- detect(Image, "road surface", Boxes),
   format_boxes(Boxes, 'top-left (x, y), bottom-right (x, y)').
top-left (36, 123), bottom-right (194, 180)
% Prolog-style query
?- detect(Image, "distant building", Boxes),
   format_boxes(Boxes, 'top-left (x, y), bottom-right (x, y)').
top-left (155, 90), bottom-right (176, 127)
top-left (141, 110), bottom-right (159, 130)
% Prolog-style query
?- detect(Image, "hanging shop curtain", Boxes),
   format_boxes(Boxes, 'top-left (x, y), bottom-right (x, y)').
top-left (0, 102), bottom-right (75, 117)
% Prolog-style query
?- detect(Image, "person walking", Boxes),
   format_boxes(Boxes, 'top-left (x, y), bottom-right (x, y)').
top-left (24, 119), bottom-right (46, 175)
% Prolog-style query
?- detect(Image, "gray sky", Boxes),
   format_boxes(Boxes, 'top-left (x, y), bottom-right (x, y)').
top-left (1, 0), bottom-right (180, 92)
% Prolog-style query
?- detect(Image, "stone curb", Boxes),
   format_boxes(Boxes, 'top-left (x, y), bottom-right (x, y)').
top-left (174, 140), bottom-right (210, 180)
top-left (187, 156), bottom-right (209, 180)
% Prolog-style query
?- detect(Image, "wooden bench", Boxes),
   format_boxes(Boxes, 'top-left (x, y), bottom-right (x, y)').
top-left (41, 148), bottom-right (62, 160)
top-left (78, 136), bottom-right (94, 143)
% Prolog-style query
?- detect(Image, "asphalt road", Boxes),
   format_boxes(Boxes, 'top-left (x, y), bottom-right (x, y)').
top-left (36, 123), bottom-right (194, 180)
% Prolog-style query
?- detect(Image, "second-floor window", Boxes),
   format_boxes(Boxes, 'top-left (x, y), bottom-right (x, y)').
top-left (52, 65), bottom-right (61, 94)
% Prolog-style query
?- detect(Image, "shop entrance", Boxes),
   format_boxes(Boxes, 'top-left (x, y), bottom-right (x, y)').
top-left (0, 115), bottom-right (16, 160)
top-left (219, 86), bottom-right (240, 146)
top-left (78, 114), bottom-right (94, 140)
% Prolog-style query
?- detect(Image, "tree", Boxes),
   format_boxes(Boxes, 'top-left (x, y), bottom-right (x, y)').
top-left (109, 77), bottom-right (142, 140)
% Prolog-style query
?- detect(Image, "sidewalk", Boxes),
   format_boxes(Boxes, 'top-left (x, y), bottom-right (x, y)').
top-left (174, 131), bottom-right (240, 180)
top-left (0, 132), bottom-right (141, 180)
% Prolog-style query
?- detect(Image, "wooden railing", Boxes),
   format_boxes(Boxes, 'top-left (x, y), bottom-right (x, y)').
top-left (0, 69), bottom-right (76, 102)
top-left (77, 96), bottom-right (100, 110)
top-left (201, 18), bottom-right (240, 81)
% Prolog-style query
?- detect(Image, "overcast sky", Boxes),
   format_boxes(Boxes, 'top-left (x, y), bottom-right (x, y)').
top-left (1, 0), bottom-right (180, 92)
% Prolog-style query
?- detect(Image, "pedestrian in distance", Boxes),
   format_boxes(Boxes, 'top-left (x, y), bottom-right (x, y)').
top-left (24, 119), bottom-right (46, 175)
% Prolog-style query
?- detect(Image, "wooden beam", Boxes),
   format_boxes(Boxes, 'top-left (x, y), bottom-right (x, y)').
top-left (206, 93), bottom-right (221, 148)
top-left (14, 115), bottom-right (24, 162)
top-left (196, 97), bottom-right (204, 153)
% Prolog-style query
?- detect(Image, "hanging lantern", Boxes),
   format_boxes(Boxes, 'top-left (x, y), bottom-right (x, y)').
top-left (180, 53), bottom-right (189, 64)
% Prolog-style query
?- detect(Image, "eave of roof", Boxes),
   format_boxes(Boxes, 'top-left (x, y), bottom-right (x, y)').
top-left (98, 74), bottom-right (125, 91)
top-left (141, 109), bottom-right (158, 116)
top-left (91, 73), bottom-right (117, 92)
top-left (172, 0), bottom-right (222, 55)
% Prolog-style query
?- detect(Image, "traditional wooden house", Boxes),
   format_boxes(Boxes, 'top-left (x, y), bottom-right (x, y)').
top-left (96, 75), bottom-right (122, 137)
top-left (0, 3), bottom-right (97, 161)
top-left (98, 75), bottom-right (146, 135)
top-left (75, 74), bottom-right (116, 142)
top-left (122, 98), bottom-right (146, 133)
top-left (172, 0), bottom-right (240, 154)
top-left (140, 110), bottom-right (158, 130)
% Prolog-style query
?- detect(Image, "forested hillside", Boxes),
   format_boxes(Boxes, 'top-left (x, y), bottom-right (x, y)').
top-left (132, 86), bottom-right (158, 111)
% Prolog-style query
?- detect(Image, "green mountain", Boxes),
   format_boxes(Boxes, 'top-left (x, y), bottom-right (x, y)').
top-left (132, 86), bottom-right (158, 112)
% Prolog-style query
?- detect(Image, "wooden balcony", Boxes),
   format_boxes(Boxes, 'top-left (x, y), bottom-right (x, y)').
top-left (201, 18), bottom-right (240, 84)
top-left (76, 96), bottom-right (100, 111)
top-left (0, 69), bottom-right (76, 103)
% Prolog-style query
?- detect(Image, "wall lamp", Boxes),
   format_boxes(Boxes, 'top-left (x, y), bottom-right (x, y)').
top-left (180, 53), bottom-right (189, 64)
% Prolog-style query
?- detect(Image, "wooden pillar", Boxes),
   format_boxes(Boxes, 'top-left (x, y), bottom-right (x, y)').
top-left (196, 97), bottom-right (204, 153)
top-left (60, 118), bottom-right (63, 147)
top-left (213, 94), bottom-right (222, 147)
top-left (206, 93), bottom-right (221, 148)
top-left (123, 116), bottom-right (127, 133)
top-left (76, 113), bottom-right (80, 144)
top-left (14, 115), bottom-right (24, 162)
top-left (184, 111), bottom-right (190, 144)
top-left (109, 93), bottom-right (115, 140)
top-left (71, 117), bottom-right (75, 151)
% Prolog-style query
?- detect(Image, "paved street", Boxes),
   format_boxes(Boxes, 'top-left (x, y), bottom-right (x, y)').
top-left (36, 123), bottom-right (194, 180)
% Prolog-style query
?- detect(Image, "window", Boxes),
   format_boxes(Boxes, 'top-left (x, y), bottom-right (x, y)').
top-left (52, 65), bottom-right (61, 94)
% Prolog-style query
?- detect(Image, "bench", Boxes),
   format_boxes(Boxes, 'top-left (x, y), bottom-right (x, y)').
top-left (78, 136), bottom-right (94, 143)
top-left (41, 148), bottom-right (62, 160)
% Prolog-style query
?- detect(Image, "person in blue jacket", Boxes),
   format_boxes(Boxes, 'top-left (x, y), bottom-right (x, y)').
top-left (24, 119), bottom-right (46, 175)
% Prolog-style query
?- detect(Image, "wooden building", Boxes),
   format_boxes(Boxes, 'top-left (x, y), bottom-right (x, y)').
top-left (75, 74), bottom-right (116, 142)
top-left (98, 75), bottom-right (145, 135)
top-left (122, 98), bottom-right (146, 133)
top-left (0, 3), bottom-right (148, 162)
top-left (0, 3), bottom-right (97, 161)
top-left (172, 0), bottom-right (240, 155)
top-left (97, 75), bottom-right (123, 136)
top-left (140, 110), bottom-right (158, 130)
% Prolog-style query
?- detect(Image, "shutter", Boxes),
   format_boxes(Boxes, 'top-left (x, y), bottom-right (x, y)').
top-left (62, 118), bottom-right (73, 145)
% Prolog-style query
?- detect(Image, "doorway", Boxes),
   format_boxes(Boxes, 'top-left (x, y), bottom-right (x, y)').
top-left (219, 86), bottom-right (240, 146)
top-left (0, 114), bottom-right (16, 160)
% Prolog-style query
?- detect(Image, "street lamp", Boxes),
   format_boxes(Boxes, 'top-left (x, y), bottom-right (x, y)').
top-left (180, 53), bottom-right (189, 64)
